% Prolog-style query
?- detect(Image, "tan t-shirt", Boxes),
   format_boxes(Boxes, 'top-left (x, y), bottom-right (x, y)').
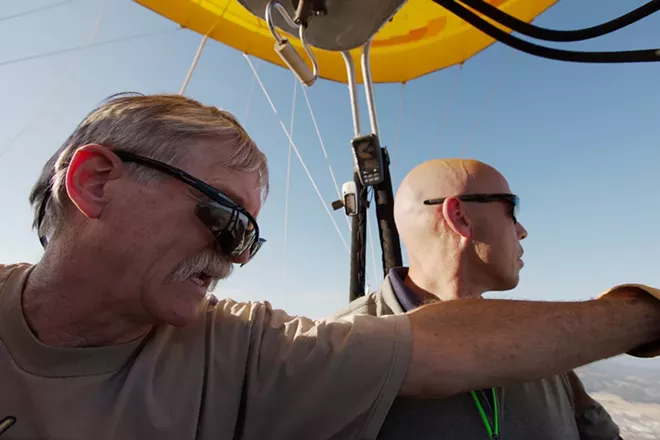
top-left (0, 263), bottom-right (412, 440)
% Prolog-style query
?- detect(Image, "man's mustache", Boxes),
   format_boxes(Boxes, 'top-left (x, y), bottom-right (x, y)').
top-left (167, 249), bottom-right (233, 291)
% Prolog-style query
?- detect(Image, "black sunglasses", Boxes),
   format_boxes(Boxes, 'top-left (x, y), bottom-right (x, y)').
top-left (423, 193), bottom-right (520, 223)
top-left (37, 150), bottom-right (265, 264)
top-left (113, 150), bottom-right (265, 264)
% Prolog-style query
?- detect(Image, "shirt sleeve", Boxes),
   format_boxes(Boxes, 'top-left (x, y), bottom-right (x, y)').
top-left (565, 371), bottom-right (621, 440)
top-left (575, 401), bottom-right (622, 440)
top-left (237, 301), bottom-right (412, 440)
top-left (598, 283), bottom-right (660, 358)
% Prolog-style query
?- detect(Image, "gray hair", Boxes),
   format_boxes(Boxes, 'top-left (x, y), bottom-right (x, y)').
top-left (29, 92), bottom-right (269, 245)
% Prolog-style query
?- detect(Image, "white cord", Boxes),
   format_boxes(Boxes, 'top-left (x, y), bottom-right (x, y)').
top-left (179, 34), bottom-right (209, 95)
top-left (0, 0), bottom-right (78, 23)
top-left (391, 83), bottom-right (406, 178)
top-left (300, 86), bottom-right (351, 231)
top-left (244, 54), bottom-right (350, 252)
top-left (0, 0), bottom-right (108, 161)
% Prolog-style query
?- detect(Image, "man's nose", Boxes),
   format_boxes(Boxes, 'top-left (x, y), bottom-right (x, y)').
top-left (517, 222), bottom-right (528, 240)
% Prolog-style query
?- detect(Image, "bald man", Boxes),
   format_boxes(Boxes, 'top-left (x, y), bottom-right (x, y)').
top-left (333, 159), bottom-right (621, 440)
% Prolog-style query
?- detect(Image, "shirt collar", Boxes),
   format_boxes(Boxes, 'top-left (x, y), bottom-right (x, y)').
top-left (387, 266), bottom-right (423, 312)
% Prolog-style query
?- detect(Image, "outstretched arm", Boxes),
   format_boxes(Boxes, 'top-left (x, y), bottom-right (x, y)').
top-left (566, 370), bottom-right (622, 440)
top-left (230, 285), bottom-right (658, 439)
top-left (401, 286), bottom-right (660, 398)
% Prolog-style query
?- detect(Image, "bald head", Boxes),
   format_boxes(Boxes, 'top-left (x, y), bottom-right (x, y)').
top-left (394, 158), bottom-right (526, 296)
top-left (394, 159), bottom-right (508, 243)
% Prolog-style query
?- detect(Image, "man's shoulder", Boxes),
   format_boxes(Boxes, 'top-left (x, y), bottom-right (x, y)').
top-left (203, 297), bottom-right (310, 332)
top-left (331, 273), bottom-right (406, 320)
top-left (196, 296), bottom-right (412, 439)
top-left (332, 293), bottom-right (378, 319)
top-left (513, 372), bottom-right (572, 392)
top-left (145, 297), bottom-right (276, 373)
top-left (0, 263), bottom-right (32, 290)
top-left (203, 296), bottom-right (275, 327)
top-left (332, 289), bottom-right (394, 319)
top-left (537, 372), bottom-right (573, 394)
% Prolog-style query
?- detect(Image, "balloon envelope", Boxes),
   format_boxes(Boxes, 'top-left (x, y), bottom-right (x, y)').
top-left (134, 0), bottom-right (557, 83)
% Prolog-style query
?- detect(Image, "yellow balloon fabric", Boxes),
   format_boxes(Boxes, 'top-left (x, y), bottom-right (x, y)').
top-left (134, 0), bottom-right (557, 84)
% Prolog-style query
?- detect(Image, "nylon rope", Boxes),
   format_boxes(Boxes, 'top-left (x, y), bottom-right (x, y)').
top-left (243, 62), bottom-right (259, 125)
top-left (0, 26), bottom-right (180, 70)
top-left (0, 0), bottom-right (78, 24)
top-left (459, 52), bottom-right (512, 156)
top-left (300, 75), bottom-right (378, 286)
top-left (299, 85), bottom-right (351, 232)
top-left (391, 82), bottom-right (406, 179)
top-left (0, 0), bottom-right (108, 162)
top-left (179, 34), bottom-right (209, 95)
top-left (244, 54), bottom-right (350, 252)
top-left (433, 64), bottom-right (463, 157)
top-left (178, 3), bottom-right (227, 96)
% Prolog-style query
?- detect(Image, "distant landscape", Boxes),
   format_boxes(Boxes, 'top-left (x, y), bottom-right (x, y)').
top-left (576, 358), bottom-right (660, 440)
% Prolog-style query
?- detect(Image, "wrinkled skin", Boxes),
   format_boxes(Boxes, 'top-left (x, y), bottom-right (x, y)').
top-left (23, 142), bottom-right (262, 346)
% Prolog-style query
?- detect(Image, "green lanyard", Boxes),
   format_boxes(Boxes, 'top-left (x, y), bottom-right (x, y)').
top-left (470, 388), bottom-right (500, 440)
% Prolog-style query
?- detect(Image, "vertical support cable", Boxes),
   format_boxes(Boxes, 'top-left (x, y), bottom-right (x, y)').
top-left (243, 63), bottom-right (259, 123)
top-left (459, 52), bottom-right (511, 156)
top-left (244, 54), bottom-right (350, 252)
top-left (300, 85), bottom-right (351, 232)
top-left (342, 51), bottom-right (367, 301)
top-left (433, 64), bottom-right (463, 157)
top-left (361, 41), bottom-right (379, 137)
top-left (341, 51), bottom-right (361, 137)
top-left (361, 40), bottom-right (402, 278)
top-left (367, 191), bottom-right (379, 287)
top-left (391, 82), bottom-right (406, 179)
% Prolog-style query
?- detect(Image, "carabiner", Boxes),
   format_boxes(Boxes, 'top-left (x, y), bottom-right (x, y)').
top-left (265, 0), bottom-right (319, 86)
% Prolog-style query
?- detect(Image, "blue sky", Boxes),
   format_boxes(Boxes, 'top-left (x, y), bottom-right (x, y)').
top-left (0, 0), bottom-right (659, 367)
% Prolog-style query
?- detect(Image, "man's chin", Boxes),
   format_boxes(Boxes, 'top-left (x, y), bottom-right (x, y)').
top-left (507, 278), bottom-right (521, 290)
top-left (491, 276), bottom-right (519, 292)
top-left (162, 304), bottom-right (203, 327)
top-left (147, 287), bottom-right (208, 327)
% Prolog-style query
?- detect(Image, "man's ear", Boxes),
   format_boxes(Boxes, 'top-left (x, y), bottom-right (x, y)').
top-left (65, 144), bottom-right (123, 219)
top-left (441, 196), bottom-right (471, 239)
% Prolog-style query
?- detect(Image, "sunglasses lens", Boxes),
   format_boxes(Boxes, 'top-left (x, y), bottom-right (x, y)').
top-left (252, 238), bottom-right (266, 256)
top-left (513, 196), bottom-right (520, 217)
top-left (195, 203), bottom-right (258, 257)
top-left (240, 238), bottom-right (267, 267)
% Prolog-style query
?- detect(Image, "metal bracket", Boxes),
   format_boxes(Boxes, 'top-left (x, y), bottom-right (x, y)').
top-left (266, 0), bottom-right (319, 86)
top-left (341, 39), bottom-right (379, 139)
top-left (291, 0), bottom-right (328, 26)
top-left (240, 0), bottom-right (405, 51)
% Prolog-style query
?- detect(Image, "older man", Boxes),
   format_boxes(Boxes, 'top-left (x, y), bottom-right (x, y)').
top-left (334, 158), bottom-right (626, 440)
top-left (1, 93), bottom-right (659, 440)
